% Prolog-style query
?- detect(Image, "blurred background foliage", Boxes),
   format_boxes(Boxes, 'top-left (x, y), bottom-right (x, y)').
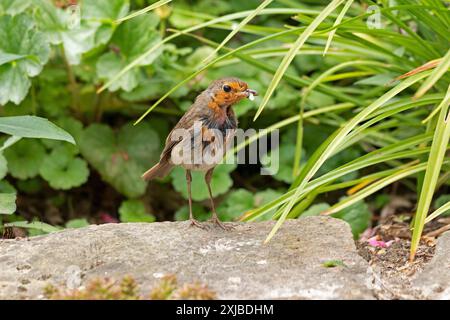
top-left (0, 0), bottom-right (449, 257)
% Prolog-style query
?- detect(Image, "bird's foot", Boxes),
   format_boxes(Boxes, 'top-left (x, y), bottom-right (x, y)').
top-left (209, 217), bottom-right (234, 230)
top-left (189, 219), bottom-right (209, 230)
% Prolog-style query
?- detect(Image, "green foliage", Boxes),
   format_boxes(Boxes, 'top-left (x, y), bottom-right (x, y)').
top-left (301, 203), bottom-right (330, 217)
top-left (79, 122), bottom-right (161, 198)
top-left (0, 13), bottom-right (49, 104)
top-left (0, 152), bottom-right (7, 180)
top-left (39, 145), bottom-right (89, 190)
top-left (322, 259), bottom-right (346, 268)
top-left (4, 139), bottom-right (46, 179)
top-left (434, 195), bottom-right (450, 217)
top-left (65, 218), bottom-right (90, 229)
top-left (0, 116), bottom-right (75, 143)
top-left (175, 204), bottom-right (209, 222)
top-left (97, 13), bottom-right (161, 92)
top-left (332, 199), bottom-right (372, 239)
top-left (0, 192), bottom-right (16, 214)
top-left (5, 220), bottom-right (61, 233)
top-left (170, 164), bottom-right (236, 201)
top-left (217, 188), bottom-right (254, 221)
top-left (119, 200), bottom-right (155, 223)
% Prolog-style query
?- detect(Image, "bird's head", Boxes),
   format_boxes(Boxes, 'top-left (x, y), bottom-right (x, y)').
top-left (204, 77), bottom-right (258, 110)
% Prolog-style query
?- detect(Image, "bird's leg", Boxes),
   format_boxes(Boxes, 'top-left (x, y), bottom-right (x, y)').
top-left (205, 168), bottom-right (233, 230)
top-left (186, 169), bottom-right (206, 229)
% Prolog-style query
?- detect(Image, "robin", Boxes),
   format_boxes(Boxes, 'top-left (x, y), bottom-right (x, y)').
top-left (142, 77), bottom-right (257, 229)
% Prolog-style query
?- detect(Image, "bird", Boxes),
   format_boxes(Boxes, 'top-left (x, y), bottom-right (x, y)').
top-left (142, 77), bottom-right (257, 230)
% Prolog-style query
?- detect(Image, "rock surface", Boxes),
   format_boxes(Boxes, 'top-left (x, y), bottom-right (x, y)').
top-left (0, 216), bottom-right (375, 299)
top-left (413, 231), bottom-right (450, 299)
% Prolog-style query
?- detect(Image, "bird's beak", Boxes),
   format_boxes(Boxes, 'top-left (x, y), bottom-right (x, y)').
top-left (245, 89), bottom-right (258, 100)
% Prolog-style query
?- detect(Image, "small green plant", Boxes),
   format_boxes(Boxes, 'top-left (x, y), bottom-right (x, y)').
top-left (322, 259), bottom-right (347, 268)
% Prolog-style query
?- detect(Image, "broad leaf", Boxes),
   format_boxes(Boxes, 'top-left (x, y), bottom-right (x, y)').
top-left (96, 13), bottom-right (161, 92)
top-left (332, 199), bottom-right (372, 239)
top-left (0, 116), bottom-right (75, 144)
top-left (3, 139), bottom-right (46, 179)
top-left (79, 122), bottom-right (161, 198)
top-left (65, 218), bottom-right (90, 228)
top-left (175, 203), bottom-right (210, 221)
top-left (39, 145), bottom-right (89, 190)
top-left (0, 0), bottom-right (31, 15)
top-left (0, 192), bottom-right (16, 214)
top-left (217, 189), bottom-right (254, 221)
top-left (0, 152), bottom-right (7, 180)
top-left (5, 220), bottom-right (61, 233)
top-left (170, 164), bottom-right (236, 201)
top-left (0, 13), bottom-right (50, 104)
top-left (119, 200), bottom-right (155, 223)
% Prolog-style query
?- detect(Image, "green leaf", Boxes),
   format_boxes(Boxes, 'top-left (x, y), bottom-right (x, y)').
top-left (34, 0), bottom-right (101, 65)
top-left (253, 189), bottom-right (285, 220)
top-left (263, 143), bottom-right (297, 184)
top-left (119, 200), bottom-right (155, 223)
top-left (65, 218), bottom-right (90, 229)
top-left (0, 116), bottom-right (76, 144)
top-left (355, 74), bottom-right (395, 86)
top-left (254, 0), bottom-right (344, 120)
top-left (175, 204), bottom-right (209, 222)
top-left (0, 135), bottom-right (21, 152)
top-left (411, 86), bottom-right (450, 259)
top-left (0, 13), bottom-right (50, 104)
top-left (39, 145), bottom-right (89, 190)
top-left (0, 193), bottom-right (16, 214)
top-left (217, 189), bottom-right (254, 221)
top-left (96, 13), bottom-right (161, 92)
top-left (4, 139), bottom-right (46, 179)
top-left (332, 199), bottom-right (371, 239)
top-left (82, 0), bottom-right (129, 21)
top-left (415, 49), bottom-right (450, 99)
top-left (16, 178), bottom-right (43, 194)
top-left (322, 259), bottom-right (347, 268)
top-left (186, 46), bottom-right (217, 68)
top-left (79, 122), bottom-right (161, 198)
top-left (201, 0), bottom-right (273, 64)
top-left (170, 164), bottom-right (236, 201)
top-left (5, 220), bottom-right (61, 233)
top-left (116, 0), bottom-right (171, 23)
top-left (301, 203), bottom-right (330, 217)
top-left (0, 180), bottom-right (16, 193)
top-left (0, 64), bottom-right (30, 105)
top-left (0, 152), bottom-right (7, 180)
top-left (0, 0), bottom-right (31, 15)
top-left (434, 195), bottom-right (450, 217)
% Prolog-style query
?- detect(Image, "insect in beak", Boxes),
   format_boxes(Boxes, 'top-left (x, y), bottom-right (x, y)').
top-left (245, 89), bottom-right (258, 101)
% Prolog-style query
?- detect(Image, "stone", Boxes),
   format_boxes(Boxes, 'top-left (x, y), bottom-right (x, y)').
top-left (0, 216), bottom-right (375, 299)
top-left (413, 230), bottom-right (450, 299)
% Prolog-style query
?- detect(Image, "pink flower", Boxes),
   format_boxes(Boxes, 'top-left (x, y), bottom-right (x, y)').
top-left (367, 236), bottom-right (394, 248)
top-left (99, 212), bottom-right (119, 224)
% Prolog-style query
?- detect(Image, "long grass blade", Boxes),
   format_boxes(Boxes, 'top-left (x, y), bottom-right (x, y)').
top-left (323, 0), bottom-right (353, 56)
top-left (253, 0), bottom-right (345, 121)
top-left (425, 201), bottom-right (450, 224)
top-left (115, 0), bottom-right (172, 23)
top-left (264, 71), bottom-right (431, 244)
top-left (98, 8), bottom-right (311, 94)
top-left (414, 49), bottom-right (450, 99)
top-left (201, 0), bottom-right (273, 65)
top-left (410, 85), bottom-right (450, 261)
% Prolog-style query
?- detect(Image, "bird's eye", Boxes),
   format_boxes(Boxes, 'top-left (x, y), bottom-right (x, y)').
top-left (223, 85), bottom-right (231, 92)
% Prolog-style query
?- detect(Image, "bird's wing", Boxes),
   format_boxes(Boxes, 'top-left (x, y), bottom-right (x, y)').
top-left (159, 105), bottom-right (205, 163)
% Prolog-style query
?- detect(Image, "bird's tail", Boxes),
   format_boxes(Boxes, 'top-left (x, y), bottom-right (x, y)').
top-left (141, 161), bottom-right (173, 181)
